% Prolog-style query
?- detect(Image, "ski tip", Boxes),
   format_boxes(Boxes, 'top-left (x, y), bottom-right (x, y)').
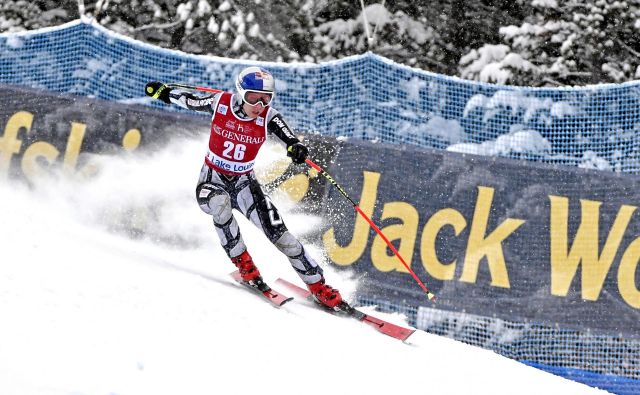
top-left (401, 330), bottom-right (417, 343)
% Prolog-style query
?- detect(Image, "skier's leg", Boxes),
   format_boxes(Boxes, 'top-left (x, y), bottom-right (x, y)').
top-left (195, 165), bottom-right (260, 282)
top-left (196, 182), bottom-right (245, 258)
top-left (235, 173), bottom-right (342, 307)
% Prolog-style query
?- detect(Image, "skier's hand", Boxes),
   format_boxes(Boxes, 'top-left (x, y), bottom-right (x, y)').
top-left (145, 81), bottom-right (171, 104)
top-left (287, 142), bottom-right (308, 164)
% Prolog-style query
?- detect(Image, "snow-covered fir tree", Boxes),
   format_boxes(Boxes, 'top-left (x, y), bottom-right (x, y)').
top-left (1, 0), bottom-right (639, 86)
top-left (460, 0), bottom-right (640, 86)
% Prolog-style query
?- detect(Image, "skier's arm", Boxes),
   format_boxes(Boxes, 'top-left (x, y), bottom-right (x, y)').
top-left (266, 109), bottom-right (308, 164)
top-left (144, 81), bottom-right (218, 114)
top-left (168, 90), bottom-right (219, 114)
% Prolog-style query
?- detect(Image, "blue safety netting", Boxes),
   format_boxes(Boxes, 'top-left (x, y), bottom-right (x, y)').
top-left (2, 19), bottom-right (640, 173)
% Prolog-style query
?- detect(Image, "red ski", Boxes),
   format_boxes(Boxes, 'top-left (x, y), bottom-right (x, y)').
top-left (230, 271), bottom-right (293, 307)
top-left (275, 278), bottom-right (415, 342)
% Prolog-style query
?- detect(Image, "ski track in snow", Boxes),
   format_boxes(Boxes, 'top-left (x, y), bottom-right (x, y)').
top-left (0, 137), bottom-right (610, 395)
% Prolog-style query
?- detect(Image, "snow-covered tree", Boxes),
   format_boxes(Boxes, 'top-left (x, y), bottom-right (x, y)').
top-left (461, 0), bottom-right (640, 86)
top-left (308, 1), bottom-right (528, 74)
top-left (0, 0), bottom-right (76, 32)
top-left (311, 4), bottom-right (438, 68)
top-left (3, 0), bottom-right (640, 86)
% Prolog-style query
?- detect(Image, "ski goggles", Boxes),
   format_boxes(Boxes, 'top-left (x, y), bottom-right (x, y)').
top-left (242, 90), bottom-right (274, 106)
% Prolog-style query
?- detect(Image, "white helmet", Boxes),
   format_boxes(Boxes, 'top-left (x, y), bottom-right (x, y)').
top-left (235, 66), bottom-right (275, 106)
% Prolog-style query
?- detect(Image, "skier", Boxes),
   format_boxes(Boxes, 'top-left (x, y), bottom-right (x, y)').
top-left (144, 66), bottom-right (343, 308)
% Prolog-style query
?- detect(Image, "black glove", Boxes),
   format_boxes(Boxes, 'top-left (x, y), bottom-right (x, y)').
top-left (145, 81), bottom-right (171, 104)
top-left (287, 142), bottom-right (308, 164)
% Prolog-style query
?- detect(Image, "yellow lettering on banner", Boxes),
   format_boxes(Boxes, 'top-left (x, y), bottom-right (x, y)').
top-left (323, 171), bottom-right (381, 266)
top-left (63, 122), bottom-right (86, 174)
top-left (618, 237), bottom-right (640, 309)
top-left (461, 186), bottom-right (525, 287)
top-left (371, 202), bottom-right (418, 273)
top-left (21, 141), bottom-right (59, 181)
top-left (255, 152), bottom-right (314, 203)
top-left (421, 208), bottom-right (467, 281)
top-left (549, 196), bottom-right (636, 300)
top-left (279, 174), bottom-right (310, 203)
top-left (122, 128), bottom-right (141, 151)
top-left (0, 111), bottom-right (33, 179)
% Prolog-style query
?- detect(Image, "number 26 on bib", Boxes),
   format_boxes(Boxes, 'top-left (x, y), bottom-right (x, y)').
top-left (222, 141), bottom-right (246, 160)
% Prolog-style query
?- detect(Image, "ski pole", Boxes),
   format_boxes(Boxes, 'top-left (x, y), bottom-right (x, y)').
top-left (305, 158), bottom-right (436, 302)
top-left (167, 83), bottom-right (222, 94)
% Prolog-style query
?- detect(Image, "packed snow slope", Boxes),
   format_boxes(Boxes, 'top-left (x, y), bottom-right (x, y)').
top-left (0, 136), bottom-right (610, 395)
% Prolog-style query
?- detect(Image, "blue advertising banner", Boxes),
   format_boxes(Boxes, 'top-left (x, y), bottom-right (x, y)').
top-left (320, 139), bottom-right (640, 337)
top-left (0, 84), bottom-right (209, 182)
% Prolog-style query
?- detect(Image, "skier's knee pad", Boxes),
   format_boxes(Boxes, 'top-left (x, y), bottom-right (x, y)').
top-left (196, 183), bottom-right (232, 223)
top-left (275, 231), bottom-right (303, 257)
top-left (209, 194), bottom-right (233, 224)
top-left (276, 231), bottom-right (322, 279)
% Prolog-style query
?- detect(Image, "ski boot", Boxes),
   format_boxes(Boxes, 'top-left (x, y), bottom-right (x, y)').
top-left (231, 251), bottom-right (268, 291)
top-left (307, 278), bottom-right (343, 309)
